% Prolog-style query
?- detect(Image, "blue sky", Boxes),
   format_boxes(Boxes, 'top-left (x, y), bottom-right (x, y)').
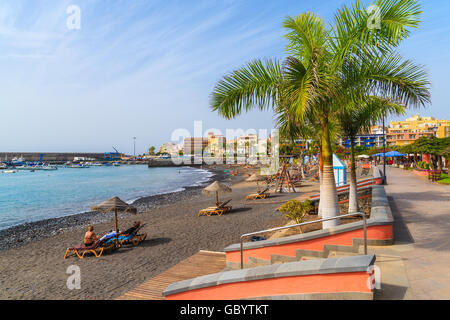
top-left (0, 0), bottom-right (449, 154)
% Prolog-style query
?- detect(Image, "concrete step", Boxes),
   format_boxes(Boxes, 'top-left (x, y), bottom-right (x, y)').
top-left (271, 254), bottom-right (297, 264)
top-left (227, 243), bottom-right (361, 270)
top-left (328, 251), bottom-right (359, 258)
top-left (247, 256), bottom-right (271, 268)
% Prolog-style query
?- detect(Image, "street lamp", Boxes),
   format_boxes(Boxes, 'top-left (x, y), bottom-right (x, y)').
top-left (133, 137), bottom-right (136, 159)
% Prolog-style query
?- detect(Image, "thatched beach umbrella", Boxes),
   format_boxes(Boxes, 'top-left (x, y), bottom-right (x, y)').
top-left (202, 181), bottom-right (232, 206)
top-left (246, 173), bottom-right (266, 193)
top-left (90, 196), bottom-right (137, 242)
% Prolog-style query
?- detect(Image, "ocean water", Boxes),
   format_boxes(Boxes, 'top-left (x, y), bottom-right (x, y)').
top-left (0, 165), bottom-right (213, 230)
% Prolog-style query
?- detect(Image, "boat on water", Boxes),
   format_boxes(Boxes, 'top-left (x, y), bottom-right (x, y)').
top-left (14, 163), bottom-right (58, 171)
top-left (2, 170), bottom-right (17, 174)
top-left (11, 156), bottom-right (25, 166)
top-left (91, 162), bottom-right (103, 166)
top-left (37, 165), bottom-right (58, 171)
top-left (15, 165), bottom-right (36, 171)
top-left (66, 164), bottom-right (90, 168)
top-left (113, 162), bottom-right (121, 166)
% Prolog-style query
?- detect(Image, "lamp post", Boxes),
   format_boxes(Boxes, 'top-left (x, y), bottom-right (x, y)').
top-left (133, 137), bottom-right (136, 159)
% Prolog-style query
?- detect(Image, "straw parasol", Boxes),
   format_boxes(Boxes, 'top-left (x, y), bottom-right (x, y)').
top-left (246, 173), bottom-right (267, 193)
top-left (202, 181), bottom-right (232, 206)
top-left (90, 196), bottom-right (137, 242)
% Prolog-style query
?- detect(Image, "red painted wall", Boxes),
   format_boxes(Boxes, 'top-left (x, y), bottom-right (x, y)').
top-left (165, 272), bottom-right (372, 300)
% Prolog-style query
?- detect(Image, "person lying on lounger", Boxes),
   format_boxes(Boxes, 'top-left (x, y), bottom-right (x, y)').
top-left (99, 230), bottom-right (118, 242)
top-left (84, 226), bottom-right (99, 246)
top-left (119, 221), bottom-right (141, 237)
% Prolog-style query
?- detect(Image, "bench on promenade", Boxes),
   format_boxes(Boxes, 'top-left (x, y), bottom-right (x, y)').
top-left (427, 170), bottom-right (442, 182)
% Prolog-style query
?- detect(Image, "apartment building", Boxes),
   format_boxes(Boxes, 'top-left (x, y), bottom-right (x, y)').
top-left (205, 133), bottom-right (226, 156)
top-left (386, 114), bottom-right (450, 146)
top-left (159, 142), bottom-right (182, 156)
top-left (183, 137), bottom-right (209, 155)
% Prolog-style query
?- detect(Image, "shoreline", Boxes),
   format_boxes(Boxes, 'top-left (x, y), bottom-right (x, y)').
top-left (0, 166), bottom-right (228, 252)
top-left (0, 164), bottom-right (299, 300)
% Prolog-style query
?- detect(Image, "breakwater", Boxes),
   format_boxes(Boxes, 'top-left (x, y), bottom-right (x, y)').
top-left (0, 152), bottom-right (105, 163)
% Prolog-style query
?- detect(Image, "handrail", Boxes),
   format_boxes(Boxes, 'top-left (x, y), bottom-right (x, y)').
top-left (240, 212), bottom-right (367, 269)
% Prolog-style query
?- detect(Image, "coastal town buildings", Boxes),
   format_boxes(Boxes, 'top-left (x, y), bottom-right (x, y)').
top-left (205, 133), bottom-right (226, 156)
top-left (159, 142), bottom-right (182, 156)
top-left (339, 134), bottom-right (384, 148)
top-left (386, 114), bottom-right (450, 146)
top-left (183, 137), bottom-right (209, 155)
top-left (236, 134), bottom-right (258, 157)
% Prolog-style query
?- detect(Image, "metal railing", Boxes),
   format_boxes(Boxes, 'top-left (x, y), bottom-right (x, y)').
top-left (240, 212), bottom-right (367, 269)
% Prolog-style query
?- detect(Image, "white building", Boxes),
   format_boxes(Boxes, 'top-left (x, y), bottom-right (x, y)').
top-left (159, 142), bottom-right (182, 156)
top-left (237, 134), bottom-right (258, 157)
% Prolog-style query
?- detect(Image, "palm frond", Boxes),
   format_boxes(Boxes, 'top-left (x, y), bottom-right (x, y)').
top-left (210, 58), bottom-right (282, 119)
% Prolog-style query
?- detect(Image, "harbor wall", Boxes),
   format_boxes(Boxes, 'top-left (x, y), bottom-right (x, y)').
top-left (147, 158), bottom-right (204, 167)
top-left (0, 152), bottom-right (105, 163)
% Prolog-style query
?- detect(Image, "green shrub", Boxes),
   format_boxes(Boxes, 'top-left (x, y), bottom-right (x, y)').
top-left (416, 161), bottom-right (430, 170)
top-left (279, 199), bottom-right (313, 227)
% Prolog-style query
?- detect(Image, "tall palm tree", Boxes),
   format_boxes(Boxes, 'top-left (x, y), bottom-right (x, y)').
top-left (338, 97), bottom-right (406, 213)
top-left (210, 0), bottom-right (430, 228)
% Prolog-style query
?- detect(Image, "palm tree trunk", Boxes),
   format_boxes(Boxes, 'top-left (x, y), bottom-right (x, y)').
top-left (348, 137), bottom-right (358, 213)
top-left (318, 144), bottom-right (323, 218)
top-left (320, 119), bottom-right (340, 229)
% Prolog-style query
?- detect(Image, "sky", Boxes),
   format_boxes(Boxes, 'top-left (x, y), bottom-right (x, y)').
top-left (0, 0), bottom-right (449, 155)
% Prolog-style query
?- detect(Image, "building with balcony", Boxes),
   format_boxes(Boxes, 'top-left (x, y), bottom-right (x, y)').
top-left (236, 134), bottom-right (258, 157)
top-left (386, 114), bottom-right (450, 146)
top-left (340, 134), bottom-right (384, 148)
top-left (183, 137), bottom-right (209, 155)
top-left (159, 142), bottom-right (182, 156)
top-left (205, 133), bottom-right (226, 156)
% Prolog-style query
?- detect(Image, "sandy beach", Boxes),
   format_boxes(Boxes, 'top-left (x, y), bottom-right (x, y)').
top-left (0, 165), bottom-right (303, 300)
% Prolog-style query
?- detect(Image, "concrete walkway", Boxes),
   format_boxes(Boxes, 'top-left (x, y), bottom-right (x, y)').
top-left (379, 167), bottom-right (450, 299)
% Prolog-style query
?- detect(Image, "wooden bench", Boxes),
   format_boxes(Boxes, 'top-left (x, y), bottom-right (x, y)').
top-left (427, 170), bottom-right (442, 182)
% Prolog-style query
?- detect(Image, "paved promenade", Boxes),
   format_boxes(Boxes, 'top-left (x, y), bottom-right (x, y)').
top-left (381, 167), bottom-right (450, 299)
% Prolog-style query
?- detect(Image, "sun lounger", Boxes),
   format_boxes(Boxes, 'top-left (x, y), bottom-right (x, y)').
top-left (63, 239), bottom-right (117, 260)
top-left (245, 187), bottom-right (270, 200)
top-left (198, 199), bottom-right (232, 216)
top-left (106, 224), bottom-right (147, 246)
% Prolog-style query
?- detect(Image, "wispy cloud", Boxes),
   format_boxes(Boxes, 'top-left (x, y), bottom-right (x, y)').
top-left (0, 0), bottom-right (447, 153)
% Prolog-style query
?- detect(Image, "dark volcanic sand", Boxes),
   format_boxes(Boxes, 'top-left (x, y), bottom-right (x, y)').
top-left (0, 166), bottom-right (300, 300)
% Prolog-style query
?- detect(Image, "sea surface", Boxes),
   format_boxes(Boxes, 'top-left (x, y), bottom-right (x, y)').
top-left (0, 165), bottom-right (212, 230)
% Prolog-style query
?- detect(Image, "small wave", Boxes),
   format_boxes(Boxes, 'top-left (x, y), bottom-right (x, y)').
top-left (127, 187), bottom-right (186, 204)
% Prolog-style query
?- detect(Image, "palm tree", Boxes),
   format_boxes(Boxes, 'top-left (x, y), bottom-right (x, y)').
top-left (338, 97), bottom-right (406, 213)
top-left (210, 0), bottom-right (430, 228)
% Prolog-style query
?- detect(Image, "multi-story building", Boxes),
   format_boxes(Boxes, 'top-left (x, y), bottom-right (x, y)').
top-left (159, 142), bottom-right (182, 156)
top-left (183, 137), bottom-right (209, 155)
top-left (205, 133), bottom-right (226, 156)
top-left (370, 125), bottom-right (388, 135)
top-left (237, 134), bottom-right (258, 157)
top-left (386, 114), bottom-right (450, 146)
top-left (340, 134), bottom-right (384, 148)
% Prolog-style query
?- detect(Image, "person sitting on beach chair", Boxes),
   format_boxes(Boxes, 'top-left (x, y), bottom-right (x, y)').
top-left (84, 226), bottom-right (99, 246)
top-left (64, 238), bottom-right (117, 259)
top-left (104, 221), bottom-right (147, 246)
top-left (198, 199), bottom-right (232, 216)
top-left (246, 187), bottom-right (270, 200)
